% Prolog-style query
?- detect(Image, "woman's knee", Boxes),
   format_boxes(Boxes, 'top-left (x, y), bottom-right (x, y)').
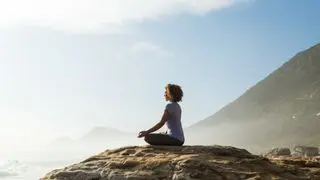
top-left (144, 133), bottom-right (155, 143)
top-left (144, 134), bottom-right (150, 142)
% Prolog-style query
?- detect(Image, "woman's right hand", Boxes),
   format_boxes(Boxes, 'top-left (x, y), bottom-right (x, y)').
top-left (137, 131), bottom-right (148, 138)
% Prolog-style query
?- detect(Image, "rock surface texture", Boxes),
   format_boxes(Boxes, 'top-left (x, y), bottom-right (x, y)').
top-left (266, 148), bottom-right (291, 156)
top-left (41, 145), bottom-right (320, 180)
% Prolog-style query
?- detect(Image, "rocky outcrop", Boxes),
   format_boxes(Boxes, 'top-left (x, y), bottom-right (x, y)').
top-left (41, 145), bottom-right (320, 180)
top-left (266, 147), bottom-right (291, 156)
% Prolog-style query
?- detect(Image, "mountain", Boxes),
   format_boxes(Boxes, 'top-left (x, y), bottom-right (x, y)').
top-left (44, 127), bottom-right (141, 158)
top-left (78, 126), bottom-right (142, 150)
top-left (50, 137), bottom-right (75, 146)
top-left (187, 43), bottom-right (320, 150)
top-left (80, 126), bottom-right (135, 142)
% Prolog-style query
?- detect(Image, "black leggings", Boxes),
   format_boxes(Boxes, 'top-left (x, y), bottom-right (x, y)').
top-left (144, 133), bottom-right (184, 146)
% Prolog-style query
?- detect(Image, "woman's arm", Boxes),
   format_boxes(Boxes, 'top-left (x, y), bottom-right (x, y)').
top-left (146, 110), bottom-right (171, 134)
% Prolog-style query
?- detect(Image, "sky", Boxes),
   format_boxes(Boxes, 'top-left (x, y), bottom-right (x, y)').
top-left (0, 0), bottom-right (320, 148)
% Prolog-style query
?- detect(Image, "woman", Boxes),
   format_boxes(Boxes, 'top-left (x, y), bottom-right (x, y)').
top-left (137, 83), bottom-right (185, 146)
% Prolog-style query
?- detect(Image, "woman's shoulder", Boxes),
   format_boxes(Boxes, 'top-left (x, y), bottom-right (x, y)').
top-left (166, 102), bottom-right (180, 108)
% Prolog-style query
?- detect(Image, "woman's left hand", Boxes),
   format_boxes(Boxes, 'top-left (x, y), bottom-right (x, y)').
top-left (137, 131), bottom-right (148, 138)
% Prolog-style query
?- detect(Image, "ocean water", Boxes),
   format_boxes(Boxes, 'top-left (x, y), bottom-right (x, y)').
top-left (0, 158), bottom-right (76, 180)
top-left (0, 151), bottom-right (89, 180)
top-left (0, 160), bottom-right (53, 180)
top-left (0, 140), bottom-right (142, 179)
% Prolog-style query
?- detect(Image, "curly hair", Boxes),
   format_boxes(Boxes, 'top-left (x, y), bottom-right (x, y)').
top-left (166, 83), bottom-right (183, 102)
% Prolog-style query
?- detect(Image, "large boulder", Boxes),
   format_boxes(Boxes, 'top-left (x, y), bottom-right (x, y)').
top-left (266, 147), bottom-right (291, 156)
top-left (41, 145), bottom-right (320, 180)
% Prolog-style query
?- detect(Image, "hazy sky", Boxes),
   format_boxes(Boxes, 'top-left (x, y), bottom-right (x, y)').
top-left (0, 0), bottom-right (320, 147)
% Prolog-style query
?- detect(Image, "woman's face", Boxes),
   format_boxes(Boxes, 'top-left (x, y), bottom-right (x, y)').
top-left (164, 88), bottom-right (171, 101)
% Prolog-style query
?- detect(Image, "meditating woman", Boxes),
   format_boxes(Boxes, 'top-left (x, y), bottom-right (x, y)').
top-left (137, 83), bottom-right (185, 146)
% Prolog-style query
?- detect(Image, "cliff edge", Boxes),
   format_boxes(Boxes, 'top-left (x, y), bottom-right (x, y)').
top-left (41, 145), bottom-right (320, 180)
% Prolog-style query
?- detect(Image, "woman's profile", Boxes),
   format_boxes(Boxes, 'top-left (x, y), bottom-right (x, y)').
top-left (137, 83), bottom-right (184, 146)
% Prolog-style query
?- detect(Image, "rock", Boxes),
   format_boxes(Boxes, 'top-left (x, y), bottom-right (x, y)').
top-left (293, 146), bottom-right (319, 156)
top-left (41, 145), bottom-right (320, 180)
top-left (266, 148), bottom-right (291, 156)
top-left (52, 170), bottom-right (100, 180)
